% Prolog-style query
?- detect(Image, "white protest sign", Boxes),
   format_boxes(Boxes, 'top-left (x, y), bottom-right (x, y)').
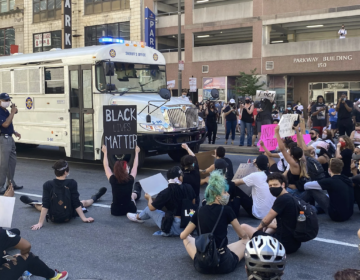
top-left (278, 114), bottom-right (299, 138)
top-left (232, 163), bottom-right (259, 196)
top-left (189, 78), bottom-right (197, 92)
top-left (255, 90), bottom-right (276, 102)
top-left (0, 196), bottom-right (15, 228)
top-left (139, 173), bottom-right (168, 197)
top-left (167, 80), bottom-right (175, 89)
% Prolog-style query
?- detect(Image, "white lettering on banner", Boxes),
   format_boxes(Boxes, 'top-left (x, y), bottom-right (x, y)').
top-left (293, 55), bottom-right (353, 68)
top-left (278, 114), bottom-right (299, 138)
top-left (65, 33), bottom-right (71, 45)
top-left (255, 90), bottom-right (276, 102)
top-left (65, 0), bottom-right (70, 8)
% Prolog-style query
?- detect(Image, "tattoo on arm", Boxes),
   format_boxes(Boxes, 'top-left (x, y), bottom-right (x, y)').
top-left (260, 220), bottom-right (269, 228)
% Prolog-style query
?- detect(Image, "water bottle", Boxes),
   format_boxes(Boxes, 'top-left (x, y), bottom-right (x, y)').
top-left (20, 271), bottom-right (31, 280)
top-left (298, 211), bottom-right (306, 222)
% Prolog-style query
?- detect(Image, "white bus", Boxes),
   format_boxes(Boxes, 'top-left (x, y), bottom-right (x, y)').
top-left (0, 42), bottom-right (206, 166)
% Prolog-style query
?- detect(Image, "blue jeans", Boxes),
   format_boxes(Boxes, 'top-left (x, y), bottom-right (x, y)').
top-left (240, 120), bottom-right (253, 146)
top-left (300, 189), bottom-right (329, 214)
top-left (139, 206), bottom-right (182, 237)
top-left (286, 188), bottom-right (303, 198)
top-left (226, 120), bottom-right (237, 141)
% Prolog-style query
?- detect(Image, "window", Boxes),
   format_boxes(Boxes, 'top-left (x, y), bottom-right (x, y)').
top-left (0, 0), bottom-right (14, 13)
top-left (0, 28), bottom-right (14, 56)
top-left (33, 0), bottom-right (61, 23)
top-left (45, 68), bottom-right (64, 94)
top-left (33, 31), bottom-right (61, 52)
top-left (84, 22), bottom-right (130, 46)
top-left (85, 0), bottom-right (129, 15)
top-left (14, 69), bottom-right (40, 94)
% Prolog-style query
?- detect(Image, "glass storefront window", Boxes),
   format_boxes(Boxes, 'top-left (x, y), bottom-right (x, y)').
top-left (33, 31), bottom-right (61, 52)
top-left (0, 28), bottom-right (14, 56)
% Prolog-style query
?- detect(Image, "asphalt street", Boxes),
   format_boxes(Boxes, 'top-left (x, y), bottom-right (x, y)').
top-left (5, 145), bottom-right (360, 280)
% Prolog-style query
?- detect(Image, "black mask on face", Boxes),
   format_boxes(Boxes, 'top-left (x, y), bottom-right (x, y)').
top-left (270, 187), bottom-right (283, 197)
top-left (311, 135), bottom-right (317, 140)
top-left (245, 100), bottom-right (250, 104)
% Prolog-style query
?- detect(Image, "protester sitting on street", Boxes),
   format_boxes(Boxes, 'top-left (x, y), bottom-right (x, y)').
top-left (223, 99), bottom-right (239, 145)
top-left (201, 146), bottom-right (234, 181)
top-left (241, 173), bottom-right (302, 254)
top-left (232, 155), bottom-right (276, 219)
top-left (180, 170), bottom-right (250, 274)
top-left (205, 102), bottom-right (219, 144)
top-left (0, 227), bottom-right (68, 280)
top-left (350, 123), bottom-right (360, 147)
top-left (239, 97), bottom-right (254, 147)
top-left (308, 128), bottom-right (322, 147)
top-left (127, 166), bottom-right (196, 237)
top-left (336, 93), bottom-right (353, 136)
top-left (19, 160), bottom-right (105, 229)
top-left (302, 159), bottom-right (354, 222)
top-left (245, 236), bottom-right (286, 280)
top-left (311, 95), bottom-right (329, 136)
top-left (322, 129), bottom-right (336, 156)
top-left (336, 135), bottom-right (354, 177)
top-left (101, 145), bottom-right (141, 216)
top-left (181, 143), bottom-right (201, 206)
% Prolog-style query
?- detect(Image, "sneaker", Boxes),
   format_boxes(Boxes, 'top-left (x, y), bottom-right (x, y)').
top-left (133, 182), bottom-right (142, 201)
top-left (127, 213), bottom-right (144, 223)
top-left (20, 195), bottom-right (38, 207)
top-left (12, 185), bottom-right (23, 190)
top-left (49, 270), bottom-right (68, 280)
top-left (91, 187), bottom-right (107, 203)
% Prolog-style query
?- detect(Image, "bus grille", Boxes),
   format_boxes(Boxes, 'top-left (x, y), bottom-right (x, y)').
top-left (166, 108), bottom-right (198, 129)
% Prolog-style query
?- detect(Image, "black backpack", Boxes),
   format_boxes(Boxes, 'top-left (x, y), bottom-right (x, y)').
top-left (179, 184), bottom-right (198, 228)
top-left (288, 196), bottom-right (319, 242)
top-left (306, 156), bottom-right (325, 181)
top-left (47, 184), bottom-right (73, 223)
top-left (195, 206), bottom-right (224, 270)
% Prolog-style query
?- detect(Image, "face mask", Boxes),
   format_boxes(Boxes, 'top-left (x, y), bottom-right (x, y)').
top-left (315, 148), bottom-right (321, 155)
top-left (318, 102), bottom-right (323, 105)
top-left (245, 100), bottom-right (250, 104)
top-left (311, 135), bottom-right (317, 140)
top-left (1, 101), bottom-right (10, 108)
top-left (269, 187), bottom-right (283, 197)
top-left (218, 193), bottom-right (230, 205)
top-left (287, 107), bottom-right (291, 110)
top-left (340, 141), bottom-right (346, 148)
top-left (322, 134), bottom-right (327, 139)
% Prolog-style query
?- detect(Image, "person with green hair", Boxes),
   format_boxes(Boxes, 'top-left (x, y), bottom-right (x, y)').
top-left (180, 170), bottom-right (250, 274)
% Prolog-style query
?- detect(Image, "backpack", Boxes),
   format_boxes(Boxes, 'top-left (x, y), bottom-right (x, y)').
top-left (306, 156), bottom-right (325, 181)
top-left (179, 184), bottom-right (198, 228)
top-left (288, 196), bottom-right (319, 242)
top-left (47, 183), bottom-right (73, 223)
top-left (194, 206), bottom-right (224, 270)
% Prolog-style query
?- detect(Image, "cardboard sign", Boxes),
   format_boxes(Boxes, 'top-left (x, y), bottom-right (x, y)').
top-left (259, 138), bottom-right (278, 152)
top-left (196, 150), bottom-right (215, 179)
top-left (167, 80), bottom-right (175, 89)
top-left (0, 196), bottom-right (15, 228)
top-left (103, 105), bottom-right (137, 154)
top-left (139, 173), bottom-right (168, 197)
top-left (278, 114), bottom-right (299, 138)
top-left (255, 90), bottom-right (276, 102)
top-left (260, 124), bottom-right (277, 140)
top-left (233, 163), bottom-right (259, 196)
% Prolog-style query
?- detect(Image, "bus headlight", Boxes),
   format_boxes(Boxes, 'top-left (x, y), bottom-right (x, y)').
top-left (198, 117), bottom-right (205, 128)
top-left (140, 124), bottom-right (175, 132)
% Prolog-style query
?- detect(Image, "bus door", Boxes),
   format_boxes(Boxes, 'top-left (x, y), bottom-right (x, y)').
top-left (69, 65), bottom-right (94, 160)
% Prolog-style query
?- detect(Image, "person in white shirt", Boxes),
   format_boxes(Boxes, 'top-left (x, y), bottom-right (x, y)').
top-left (338, 25), bottom-right (347, 39)
top-left (232, 155), bottom-right (276, 219)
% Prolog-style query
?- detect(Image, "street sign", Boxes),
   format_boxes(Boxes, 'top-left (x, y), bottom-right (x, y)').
top-left (179, 60), bottom-right (184, 71)
top-left (189, 78), bottom-right (197, 92)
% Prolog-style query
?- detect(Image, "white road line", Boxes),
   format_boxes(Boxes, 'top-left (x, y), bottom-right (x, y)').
top-left (15, 191), bottom-right (42, 198)
top-left (142, 167), bottom-right (167, 172)
top-left (314, 237), bottom-right (358, 248)
top-left (17, 157), bottom-right (101, 166)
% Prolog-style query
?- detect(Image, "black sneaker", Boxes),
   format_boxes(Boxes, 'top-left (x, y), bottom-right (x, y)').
top-left (91, 187), bottom-right (107, 203)
top-left (20, 195), bottom-right (38, 208)
top-left (9, 185), bottom-right (23, 190)
top-left (133, 182), bottom-right (142, 201)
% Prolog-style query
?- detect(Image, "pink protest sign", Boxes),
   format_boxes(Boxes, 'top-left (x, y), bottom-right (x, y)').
top-left (289, 134), bottom-right (311, 145)
top-left (260, 124), bottom-right (277, 140)
top-left (259, 138), bottom-right (278, 152)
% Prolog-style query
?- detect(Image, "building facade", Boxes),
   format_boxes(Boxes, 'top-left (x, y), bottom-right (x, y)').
top-left (146, 0), bottom-right (360, 111)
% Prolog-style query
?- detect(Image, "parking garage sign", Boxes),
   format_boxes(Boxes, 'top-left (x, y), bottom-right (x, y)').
top-left (145, 7), bottom-right (156, 49)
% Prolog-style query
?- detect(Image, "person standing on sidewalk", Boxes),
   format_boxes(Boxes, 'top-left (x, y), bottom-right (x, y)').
top-left (205, 102), bottom-right (219, 144)
top-left (0, 93), bottom-right (23, 195)
top-left (223, 99), bottom-right (239, 145)
top-left (336, 92), bottom-right (353, 136)
top-left (311, 95), bottom-right (329, 136)
top-left (239, 97), bottom-right (254, 147)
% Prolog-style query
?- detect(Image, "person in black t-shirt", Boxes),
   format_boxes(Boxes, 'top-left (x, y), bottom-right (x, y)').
top-left (241, 173), bottom-right (301, 254)
top-left (180, 170), bottom-right (250, 274)
top-left (336, 93), bottom-right (353, 136)
top-left (102, 145), bottom-right (142, 216)
top-left (335, 135), bottom-right (354, 177)
top-left (311, 95), bottom-right (329, 136)
top-left (205, 102), bottom-right (219, 144)
top-left (19, 159), bottom-right (106, 230)
top-left (223, 99), bottom-right (239, 145)
top-left (0, 228), bottom-right (68, 280)
top-left (127, 166), bottom-right (196, 237)
top-left (181, 143), bottom-right (201, 206)
top-left (302, 158), bottom-right (354, 222)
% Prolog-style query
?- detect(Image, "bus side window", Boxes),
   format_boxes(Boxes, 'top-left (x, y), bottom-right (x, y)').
top-left (45, 67), bottom-right (64, 94)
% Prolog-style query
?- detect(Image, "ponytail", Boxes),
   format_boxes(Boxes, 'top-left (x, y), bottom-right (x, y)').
top-left (299, 158), bottom-right (309, 178)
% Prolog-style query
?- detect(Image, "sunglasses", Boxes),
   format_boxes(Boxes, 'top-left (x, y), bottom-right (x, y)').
top-left (310, 133), bottom-right (315, 135)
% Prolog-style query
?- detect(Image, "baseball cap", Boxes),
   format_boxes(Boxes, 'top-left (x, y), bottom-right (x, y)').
top-left (0, 93), bottom-right (11, 101)
top-left (167, 166), bottom-right (183, 180)
top-left (229, 99), bottom-right (235, 104)
top-left (214, 159), bottom-right (228, 170)
top-left (255, 155), bottom-right (269, 171)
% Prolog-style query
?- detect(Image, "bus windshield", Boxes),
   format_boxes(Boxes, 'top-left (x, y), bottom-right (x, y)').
top-left (96, 62), bottom-right (166, 93)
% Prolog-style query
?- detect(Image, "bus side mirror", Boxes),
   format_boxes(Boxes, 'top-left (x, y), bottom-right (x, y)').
top-left (106, 84), bottom-right (116, 91)
top-left (211, 88), bottom-right (219, 99)
top-left (105, 62), bottom-right (114, 76)
top-left (159, 88), bottom-right (171, 100)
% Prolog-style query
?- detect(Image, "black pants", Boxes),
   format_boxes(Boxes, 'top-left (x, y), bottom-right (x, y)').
top-left (338, 118), bottom-right (353, 136)
top-left (0, 252), bottom-right (56, 280)
top-left (207, 123), bottom-right (217, 144)
top-left (236, 187), bottom-right (255, 218)
top-left (354, 184), bottom-right (360, 212)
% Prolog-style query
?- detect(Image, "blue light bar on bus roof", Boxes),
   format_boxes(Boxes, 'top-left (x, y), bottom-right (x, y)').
top-left (99, 37), bottom-right (125, 44)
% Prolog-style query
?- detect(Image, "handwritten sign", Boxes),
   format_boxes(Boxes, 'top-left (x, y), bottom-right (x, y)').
top-left (103, 105), bottom-right (137, 154)
top-left (233, 163), bottom-right (259, 180)
top-left (260, 124), bottom-right (277, 140)
top-left (255, 90), bottom-right (276, 102)
top-left (0, 196), bottom-right (15, 227)
top-left (195, 150), bottom-right (215, 179)
top-left (167, 80), bottom-right (175, 89)
top-left (259, 138), bottom-right (278, 152)
top-left (278, 114), bottom-right (299, 138)
top-left (290, 134), bottom-right (312, 145)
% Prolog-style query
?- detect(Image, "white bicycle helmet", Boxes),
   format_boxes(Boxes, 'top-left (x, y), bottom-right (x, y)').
top-left (245, 235), bottom-right (286, 280)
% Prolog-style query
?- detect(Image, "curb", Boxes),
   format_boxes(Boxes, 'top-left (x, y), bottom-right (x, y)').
top-left (199, 144), bottom-right (260, 155)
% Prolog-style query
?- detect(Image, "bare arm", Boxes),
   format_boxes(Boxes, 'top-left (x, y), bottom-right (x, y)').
top-left (180, 222), bottom-right (197, 240)
top-left (274, 126), bottom-right (299, 167)
top-left (130, 146), bottom-right (140, 178)
top-left (256, 209), bottom-right (278, 231)
top-left (145, 193), bottom-right (156, 211)
top-left (31, 207), bottom-right (48, 230)
top-left (259, 140), bottom-right (280, 158)
top-left (247, 105), bottom-right (254, 115)
top-left (336, 143), bottom-right (342, 159)
top-left (75, 206), bottom-right (94, 223)
top-left (182, 143), bottom-right (195, 157)
top-left (203, 164), bottom-right (215, 174)
top-left (232, 178), bottom-right (245, 186)
top-left (231, 219), bottom-right (250, 240)
top-left (101, 145), bottom-right (113, 180)
top-left (14, 238), bottom-right (31, 255)
top-left (350, 131), bottom-right (355, 141)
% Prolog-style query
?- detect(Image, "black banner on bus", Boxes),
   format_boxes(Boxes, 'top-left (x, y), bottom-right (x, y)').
top-left (103, 105), bottom-right (137, 154)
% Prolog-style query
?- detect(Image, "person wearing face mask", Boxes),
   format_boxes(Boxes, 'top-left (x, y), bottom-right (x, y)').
top-left (329, 104), bottom-right (338, 137)
top-left (19, 160), bottom-right (104, 230)
top-left (0, 93), bottom-right (22, 195)
top-left (232, 155), bottom-right (276, 219)
top-left (205, 101), bottom-right (219, 144)
top-left (223, 99), bottom-right (239, 145)
top-left (180, 170), bottom-right (250, 275)
top-left (308, 128), bottom-right (321, 147)
top-left (311, 95), bottom-right (329, 136)
top-left (302, 159), bottom-right (354, 222)
top-left (127, 166), bottom-right (196, 237)
top-left (336, 135), bottom-right (355, 177)
top-left (314, 141), bottom-right (332, 178)
top-left (336, 93), bottom-right (353, 136)
top-left (271, 104), bottom-right (280, 124)
top-left (350, 123), bottom-right (360, 147)
top-left (239, 97), bottom-right (254, 147)
top-left (241, 173), bottom-right (301, 254)
top-left (101, 145), bottom-right (141, 216)
top-left (321, 129), bottom-right (336, 157)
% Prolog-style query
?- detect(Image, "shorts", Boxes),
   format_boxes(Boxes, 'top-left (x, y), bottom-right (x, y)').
top-left (330, 121), bottom-right (337, 130)
top-left (194, 247), bottom-right (239, 274)
top-left (257, 119), bottom-right (272, 133)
